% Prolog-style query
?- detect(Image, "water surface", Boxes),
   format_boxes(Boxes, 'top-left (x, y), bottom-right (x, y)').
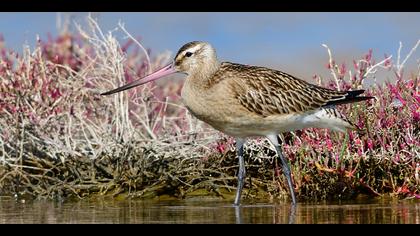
top-left (0, 197), bottom-right (418, 224)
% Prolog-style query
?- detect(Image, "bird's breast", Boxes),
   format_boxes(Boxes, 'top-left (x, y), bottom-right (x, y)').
top-left (181, 83), bottom-right (218, 122)
top-left (180, 82), bottom-right (259, 137)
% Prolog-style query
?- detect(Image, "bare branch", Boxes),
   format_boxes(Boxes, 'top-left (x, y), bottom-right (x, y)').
top-left (322, 44), bottom-right (340, 91)
top-left (118, 21), bottom-right (152, 74)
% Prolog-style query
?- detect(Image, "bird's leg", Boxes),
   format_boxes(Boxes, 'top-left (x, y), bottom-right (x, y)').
top-left (234, 138), bottom-right (246, 206)
top-left (267, 135), bottom-right (297, 205)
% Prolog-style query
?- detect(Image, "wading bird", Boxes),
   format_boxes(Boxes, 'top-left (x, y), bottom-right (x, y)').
top-left (101, 41), bottom-right (373, 205)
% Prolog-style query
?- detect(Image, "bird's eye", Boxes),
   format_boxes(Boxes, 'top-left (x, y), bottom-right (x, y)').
top-left (185, 52), bottom-right (193, 57)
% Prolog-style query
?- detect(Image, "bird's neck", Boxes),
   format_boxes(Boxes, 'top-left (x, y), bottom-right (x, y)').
top-left (181, 61), bottom-right (221, 122)
top-left (186, 59), bottom-right (221, 90)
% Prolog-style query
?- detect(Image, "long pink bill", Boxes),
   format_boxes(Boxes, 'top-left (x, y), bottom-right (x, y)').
top-left (101, 63), bottom-right (176, 95)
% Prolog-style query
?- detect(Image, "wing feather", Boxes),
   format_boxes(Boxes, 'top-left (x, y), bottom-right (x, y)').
top-left (215, 62), bottom-right (371, 117)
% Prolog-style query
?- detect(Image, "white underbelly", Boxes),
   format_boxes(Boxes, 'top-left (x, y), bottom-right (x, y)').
top-left (202, 109), bottom-right (352, 138)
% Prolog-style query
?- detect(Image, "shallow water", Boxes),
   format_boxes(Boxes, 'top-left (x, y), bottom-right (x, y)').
top-left (0, 197), bottom-right (418, 224)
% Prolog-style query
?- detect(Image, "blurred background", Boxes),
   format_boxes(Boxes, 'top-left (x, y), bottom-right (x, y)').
top-left (0, 12), bottom-right (419, 82)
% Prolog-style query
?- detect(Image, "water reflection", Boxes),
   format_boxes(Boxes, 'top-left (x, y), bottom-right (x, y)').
top-left (0, 197), bottom-right (418, 224)
top-left (235, 205), bottom-right (242, 224)
top-left (289, 203), bottom-right (297, 224)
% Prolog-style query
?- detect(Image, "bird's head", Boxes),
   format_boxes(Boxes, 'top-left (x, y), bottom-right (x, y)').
top-left (173, 41), bottom-right (218, 75)
top-left (101, 41), bottom-right (218, 96)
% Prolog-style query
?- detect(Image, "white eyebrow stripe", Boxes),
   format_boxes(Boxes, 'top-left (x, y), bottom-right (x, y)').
top-left (186, 44), bottom-right (202, 53)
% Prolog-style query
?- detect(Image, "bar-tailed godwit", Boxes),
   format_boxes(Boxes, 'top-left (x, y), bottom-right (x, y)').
top-left (102, 41), bottom-right (374, 205)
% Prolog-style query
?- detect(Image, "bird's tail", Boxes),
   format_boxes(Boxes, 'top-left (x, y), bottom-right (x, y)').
top-left (325, 89), bottom-right (375, 107)
top-left (316, 107), bottom-right (367, 134)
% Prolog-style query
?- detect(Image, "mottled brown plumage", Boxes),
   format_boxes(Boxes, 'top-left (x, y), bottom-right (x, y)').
top-left (209, 62), bottom-right (361, 117)
top-left (101, 41), bottom-right (374, 206)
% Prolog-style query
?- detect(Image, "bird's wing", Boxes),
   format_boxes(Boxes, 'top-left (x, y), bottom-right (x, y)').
top-left (219, 62), bottom-right (367, 117)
